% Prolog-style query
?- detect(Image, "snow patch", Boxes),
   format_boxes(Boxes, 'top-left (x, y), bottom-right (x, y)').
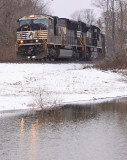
top-left (0, 63), bottom-right (127, 111)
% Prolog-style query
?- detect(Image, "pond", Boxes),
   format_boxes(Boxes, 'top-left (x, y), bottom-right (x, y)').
top-left (1, 98), bottom-right (127, 160)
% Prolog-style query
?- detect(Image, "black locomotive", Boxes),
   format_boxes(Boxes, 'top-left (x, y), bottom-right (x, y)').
top-left (15, 14), bottom-right (105, 60)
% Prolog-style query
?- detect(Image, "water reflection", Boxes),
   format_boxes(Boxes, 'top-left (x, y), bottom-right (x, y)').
top-left (1, 98), bottom-right (127, 160)
top-left (35, 105), bottom-right (97, 124)
top-left (29, 119), bottom-right (39, 160)
top-left (19, 118), bottom-right (24, 160)
top-left (20, 118), bottom-right (24, 134)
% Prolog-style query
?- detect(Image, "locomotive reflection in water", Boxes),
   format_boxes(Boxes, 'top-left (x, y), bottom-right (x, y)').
top-left (15, 14), bottom-right (105, 61)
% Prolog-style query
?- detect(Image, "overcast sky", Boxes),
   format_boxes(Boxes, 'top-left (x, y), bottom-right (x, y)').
top-left (47, 0), bottom-right (101, 19)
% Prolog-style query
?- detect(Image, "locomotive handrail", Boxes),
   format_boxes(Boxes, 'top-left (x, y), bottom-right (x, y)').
top-left (19, 28), bottom-right (23, 40)
top-left (39, 27), bottom-right (48, 52)
top-left (85, 43), bottom-right (87, 53)
top-left (15, 28), bottom-right (23, 52)
top-left (78, 37), bottom-right (85, 52)
top-left (47, 35), bottom-right (77, 46)
top-left (15, 41), bottom-right (18, 52)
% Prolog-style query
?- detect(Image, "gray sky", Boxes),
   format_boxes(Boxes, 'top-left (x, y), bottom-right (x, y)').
top-left (48, 0), bottom-right (101, 18)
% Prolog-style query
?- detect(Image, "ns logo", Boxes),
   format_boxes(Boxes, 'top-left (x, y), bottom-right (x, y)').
top-left (28, 32), bottom-right (33, 39)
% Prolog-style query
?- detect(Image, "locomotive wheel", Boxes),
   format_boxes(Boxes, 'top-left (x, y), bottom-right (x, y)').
top-left (86, 52), bottom-right (92, 61)
top-left (48, 48), bottom-right (57, 60)
top-left (72, 49), bottom-right (82, 61)
top-left (72, 49), bottom-right (79, 60)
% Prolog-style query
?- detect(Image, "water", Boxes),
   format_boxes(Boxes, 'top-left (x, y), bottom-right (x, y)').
top-left (1, 99), bottom-right (127, 160)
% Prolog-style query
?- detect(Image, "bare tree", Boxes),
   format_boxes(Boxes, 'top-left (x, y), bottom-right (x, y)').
top-left (81, 9), bottom-right (96, 25)
top-left (71, 10), bottom-right (82, 21)
top-left (92, 0), bottom-right (127, 56)
top-left (71, 9), bottom-right (96, 25)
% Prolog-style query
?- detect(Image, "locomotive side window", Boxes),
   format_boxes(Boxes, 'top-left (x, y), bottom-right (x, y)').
top-left (87, 32), bottom-right (91, 38)
top-left (33, 18), bottom-right (48, 26)
top-left (49, 18), bottom-right (53, 25)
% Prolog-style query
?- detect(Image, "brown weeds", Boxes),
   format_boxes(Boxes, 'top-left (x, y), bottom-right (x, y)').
top-left (94, 51), bottom-right (127, 70)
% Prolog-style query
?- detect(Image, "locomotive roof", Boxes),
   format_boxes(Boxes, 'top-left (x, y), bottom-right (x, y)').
top-left (19, 14), bottom-right (53, 21)
top-left (59, 18), bottom-right (78, 23)
top-left (91, 25), bottom-right (100, 31)
top-left (18, 14), bottom-right (100, 32)
top-left (58, 18), bottom-right (90, 27)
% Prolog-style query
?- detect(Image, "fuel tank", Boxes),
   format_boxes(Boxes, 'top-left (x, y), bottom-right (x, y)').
top-left (58, 49), bottom-right (73, 58)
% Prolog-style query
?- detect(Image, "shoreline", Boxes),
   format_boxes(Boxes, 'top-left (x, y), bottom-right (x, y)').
top-left (0, 95), bottom-right (127, 116)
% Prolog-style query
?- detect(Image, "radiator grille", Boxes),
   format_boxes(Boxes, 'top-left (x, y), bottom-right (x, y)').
top-left (17, 30), bottom-right (48, 41)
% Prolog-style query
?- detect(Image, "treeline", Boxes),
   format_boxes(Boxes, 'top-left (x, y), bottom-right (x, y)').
top-left (94, 0), bottom-right (127, 56)
top-left (0, 0), bottom-right (49, 60)
top-left (94, 0), bottom-right (127, 69)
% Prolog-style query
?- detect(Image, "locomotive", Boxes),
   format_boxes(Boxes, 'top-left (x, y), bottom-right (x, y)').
top-left (15, 14), bottom-right (105, 60)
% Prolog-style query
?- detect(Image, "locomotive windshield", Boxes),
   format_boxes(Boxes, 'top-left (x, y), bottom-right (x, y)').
top-left (19, 20), bottom-right (31, 27)
top-left (19, 18), bottom-right (48, 27)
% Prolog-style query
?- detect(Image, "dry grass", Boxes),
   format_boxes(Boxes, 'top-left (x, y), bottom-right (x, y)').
top-left (35, 88), bottom-right (61, 111)
top-left (94, 52), bottom-right (127, 70)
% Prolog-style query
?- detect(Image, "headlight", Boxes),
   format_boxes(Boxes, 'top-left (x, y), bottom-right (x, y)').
top-left (20, 40), bottom-right (24, 44)
top-left (36, 40), bottom-right (39, 43)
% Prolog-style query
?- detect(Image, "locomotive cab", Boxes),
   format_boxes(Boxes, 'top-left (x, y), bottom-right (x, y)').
top-left (15, 15), bottom-right (53, 60)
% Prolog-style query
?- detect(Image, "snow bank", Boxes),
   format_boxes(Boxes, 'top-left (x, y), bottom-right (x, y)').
top-left (0, 63), bottom-right (127, 111)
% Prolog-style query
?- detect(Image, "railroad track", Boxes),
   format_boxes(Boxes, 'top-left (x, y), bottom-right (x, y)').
top-left (0, 58), bottom-right (95, 64)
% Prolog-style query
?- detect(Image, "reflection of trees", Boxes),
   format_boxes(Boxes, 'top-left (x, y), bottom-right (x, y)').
top-left (18, 98), bottom-right (127, 160)
top-left (29, 119), bottom-right (39, 160)
top-left (19, 98), bottom-right (127, 134)
top-left (19, 98), bottom-right (127, 127)
top-left (97, 99), bottom-right (127, 115)
top-left (35, 104), bottom-right (99, 124)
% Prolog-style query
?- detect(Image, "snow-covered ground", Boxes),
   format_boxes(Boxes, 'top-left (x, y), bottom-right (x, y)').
top-left (0, 63), bottom-right (127, 111)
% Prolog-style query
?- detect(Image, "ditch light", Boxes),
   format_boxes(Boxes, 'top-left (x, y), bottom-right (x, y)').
top-left (20, 40), bottom-right (24, 44)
